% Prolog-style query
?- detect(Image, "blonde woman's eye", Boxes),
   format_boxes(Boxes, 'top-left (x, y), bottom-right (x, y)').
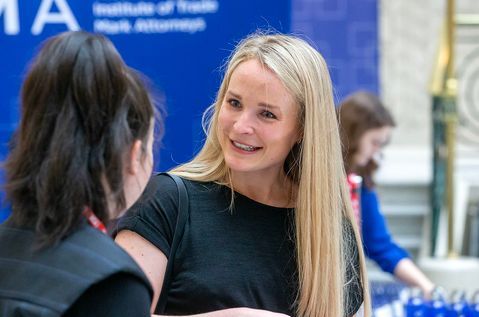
top-left (228, 99), bottom-right (241, 108)
top-left (261, 110), bottom-right (277, 119)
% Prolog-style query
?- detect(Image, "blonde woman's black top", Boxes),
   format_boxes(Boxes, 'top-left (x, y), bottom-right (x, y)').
top-left (116, 174), bottom-right (363, 316)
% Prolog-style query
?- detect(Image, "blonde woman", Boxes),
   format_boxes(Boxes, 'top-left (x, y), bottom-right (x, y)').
top-left (116, 33), bottom-right (371, 317)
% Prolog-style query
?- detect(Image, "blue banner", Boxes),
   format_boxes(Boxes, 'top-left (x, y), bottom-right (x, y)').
top-left (1, 0), bottom-right (379, 222)
top-left (0, 0), bottom-right (291, 220)
top-left (291, 0), bottom-right (379, 100)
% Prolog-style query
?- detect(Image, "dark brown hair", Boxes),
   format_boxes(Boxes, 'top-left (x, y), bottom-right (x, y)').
top-left (4, 31), bottom-right (156, 247)
top-left (338, 91), bottom-right (395, 188)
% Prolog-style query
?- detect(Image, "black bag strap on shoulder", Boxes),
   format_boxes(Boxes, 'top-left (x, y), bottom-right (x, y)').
top-left (155, 173), bottom-right (189, 314)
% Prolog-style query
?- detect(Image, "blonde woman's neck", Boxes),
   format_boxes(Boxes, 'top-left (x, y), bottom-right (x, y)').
top-left (229, 170), bottom-right (296, 208)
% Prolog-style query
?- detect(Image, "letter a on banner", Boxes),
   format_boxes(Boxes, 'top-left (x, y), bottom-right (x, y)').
top-left (31, 0), bottom-right (79, 35)
top-left (0, 0), bottom-right (19, 35)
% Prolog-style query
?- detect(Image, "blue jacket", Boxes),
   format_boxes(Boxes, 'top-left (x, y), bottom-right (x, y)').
top-left (361, 185), bottom-right (410, 273)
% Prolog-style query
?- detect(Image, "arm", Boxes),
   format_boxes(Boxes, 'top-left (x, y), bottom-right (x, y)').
top-left (117, 231), bottom-right (290, 317)
top-left (115, 230), bottom-right (167, 312)
top-left (394, 258), bottom-right (434, 297)
top-left (361, 187), bottom-right (409, 273)
top-left (361, 187), bottom-right (434, 296)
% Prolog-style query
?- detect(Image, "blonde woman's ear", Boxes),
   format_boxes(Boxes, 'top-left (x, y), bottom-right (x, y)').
top-left (127, 140), bottom-right (143, 175)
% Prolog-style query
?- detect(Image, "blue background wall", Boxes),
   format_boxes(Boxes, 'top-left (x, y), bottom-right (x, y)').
top-left (291, 0), bottom-right (379, 98)
top-left (0, 0), bottom-right (378, 221)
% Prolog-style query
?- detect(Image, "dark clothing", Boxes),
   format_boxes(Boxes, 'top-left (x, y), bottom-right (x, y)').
top-left (361, 185), bottom-right (410, 273)
top-left (64, 273), bottom-right (151, 317)
top-left (0, 222), bottom-right (152, 317)
top-left (116, 174), bottom-right (363, 316)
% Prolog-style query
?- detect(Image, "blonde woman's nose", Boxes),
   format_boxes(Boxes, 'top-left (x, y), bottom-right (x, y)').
top-left (233, 112), bottom-right (254, 134)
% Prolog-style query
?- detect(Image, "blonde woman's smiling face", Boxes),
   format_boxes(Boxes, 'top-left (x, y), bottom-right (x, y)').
top-left (217, 59), bottom-right (301, 178)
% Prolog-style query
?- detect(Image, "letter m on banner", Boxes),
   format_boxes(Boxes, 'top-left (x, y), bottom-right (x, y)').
top-left (0, 0), bottom-right (19, 34)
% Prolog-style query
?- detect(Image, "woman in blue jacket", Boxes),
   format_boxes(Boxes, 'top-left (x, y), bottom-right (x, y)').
top-left (338, 91), bottom-right (435, 296)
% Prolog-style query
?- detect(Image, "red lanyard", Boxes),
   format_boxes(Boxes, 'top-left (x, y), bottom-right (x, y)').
top-left (83, 207), bottom-right (107, 234)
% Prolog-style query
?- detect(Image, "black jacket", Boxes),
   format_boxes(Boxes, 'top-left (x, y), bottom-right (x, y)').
top-left (0, 222), bottom-right (152, 317)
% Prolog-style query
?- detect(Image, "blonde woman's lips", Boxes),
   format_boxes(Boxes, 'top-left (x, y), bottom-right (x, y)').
top-left (231, 140), bottom-right (261, 152)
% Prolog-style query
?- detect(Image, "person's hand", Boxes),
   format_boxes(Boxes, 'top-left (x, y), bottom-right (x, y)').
top-left (228, 308), bottom-right (290, 317)
top-left (422, 284), bottom-right (436, 300)
top-left (151, 307), bottom-right (290, 317)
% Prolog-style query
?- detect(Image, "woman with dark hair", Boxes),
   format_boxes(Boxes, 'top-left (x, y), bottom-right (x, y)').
top-left (0, 31), bottom-right (158, 316)
top-left (338, 91), bottom-right (435, 296)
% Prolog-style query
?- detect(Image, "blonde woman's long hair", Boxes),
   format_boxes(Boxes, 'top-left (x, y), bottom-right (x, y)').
top-left (171, 32), bottom-right (370, 317)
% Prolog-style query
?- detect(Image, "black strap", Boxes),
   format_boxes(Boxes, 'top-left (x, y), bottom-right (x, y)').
top-left (155, 173), bottom-right (189, 314)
